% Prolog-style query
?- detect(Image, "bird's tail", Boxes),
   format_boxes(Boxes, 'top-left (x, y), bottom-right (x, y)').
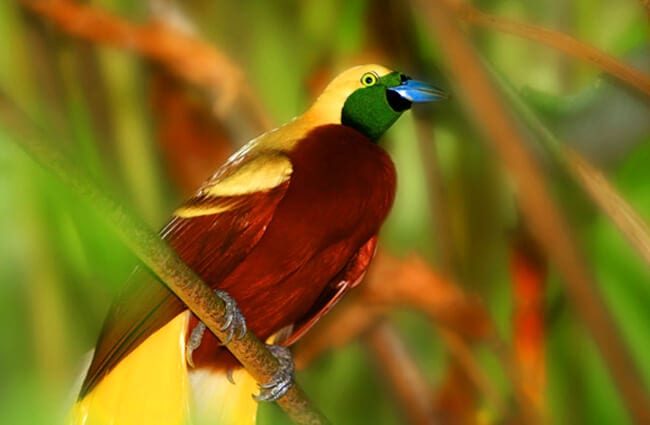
top-left (189, 367), bottom-right (258, 425)
top-left (68, 312), bottom-right (259, 425)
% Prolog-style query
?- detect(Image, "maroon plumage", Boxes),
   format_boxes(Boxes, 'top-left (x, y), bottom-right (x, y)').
top-left (80, 124), bottom-right (396, 394)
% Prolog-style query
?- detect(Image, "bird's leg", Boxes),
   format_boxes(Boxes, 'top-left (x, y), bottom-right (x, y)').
top-left (186, 289), bottom-right (247, 367)
top-left (185, 290), bottom-right (293, 400)
top-left (254, 344), bottom-right (295, 402)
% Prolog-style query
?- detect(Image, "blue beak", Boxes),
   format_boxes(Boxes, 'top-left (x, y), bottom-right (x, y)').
top-left (388, 79), bottom-right (448, 103)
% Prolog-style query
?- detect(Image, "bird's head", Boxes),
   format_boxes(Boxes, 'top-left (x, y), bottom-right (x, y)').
top-left (305, 64), bottom-right (447, 141)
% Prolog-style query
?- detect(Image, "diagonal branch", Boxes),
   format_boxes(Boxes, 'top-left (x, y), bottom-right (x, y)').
top-left (20, 0), bottom-right (272, 136)
top-left (564, 149), bottom-right (650, 267)
top-left (0, 93), bottom-right (328, 425)
top-left (365, 322), bottom-right (438, 425)
top-left (488, 65), bottom-right (650, 270)
top-left (452, 2), bottom-right (650, 97)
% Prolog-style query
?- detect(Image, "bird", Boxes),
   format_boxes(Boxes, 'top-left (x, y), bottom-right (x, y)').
top-left (69, 64), bottom-right (446, 425)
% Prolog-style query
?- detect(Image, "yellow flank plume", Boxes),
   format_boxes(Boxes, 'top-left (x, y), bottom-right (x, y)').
top-left (203, 154), bottom-right (292, 198)
top-left (189, 368), bottom-right (259, 425)
top-left (69, 311), bottom-right (260, 425)
top-left (69, 313), bottom-right (192, 425)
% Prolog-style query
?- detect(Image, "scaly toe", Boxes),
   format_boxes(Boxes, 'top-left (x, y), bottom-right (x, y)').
top-left (215, 290), bottom-right (247, 344)
top-left (185, 321), bottom-right (207, 368)
top-left (254, 345), bottom-right (294, 402)
top-left (185, 290), bottom-right (246, 367)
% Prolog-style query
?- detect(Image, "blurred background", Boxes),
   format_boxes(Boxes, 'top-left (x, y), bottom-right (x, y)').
top-left (0, 0), bottom-right (649, 424)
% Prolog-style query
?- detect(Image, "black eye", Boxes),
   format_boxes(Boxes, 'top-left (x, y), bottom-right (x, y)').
top-left (360, 71), bottom-right (378, 87)
top-left (400, 74), bottom-right (411, 84)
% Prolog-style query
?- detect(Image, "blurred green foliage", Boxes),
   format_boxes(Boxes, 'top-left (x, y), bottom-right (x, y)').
top-left (0, 1), bottom-right (649, 424)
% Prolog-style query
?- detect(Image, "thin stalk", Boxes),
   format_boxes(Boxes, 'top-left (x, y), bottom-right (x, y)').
top-left (490, 66), bottom-right (650, 271)
top-left (365, 322), bottom-right (438, 425)
top-left (453, 2), bottom-right (650, 98)
top-left (0, 93), bottom-right (329, 425)
top-left (415, 0), bottom-right (650, 423)
top-left (412, 112), bottom-right (455, 273)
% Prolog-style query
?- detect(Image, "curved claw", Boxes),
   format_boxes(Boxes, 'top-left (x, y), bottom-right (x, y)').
top-left (185, 289), bottom-right (247, 367)
top-left (215, 289), bottom-right (247, 344)
top-left (253, 345), bottom-right (295, 402)
top-left (185, 321), bottom-right (207, 368)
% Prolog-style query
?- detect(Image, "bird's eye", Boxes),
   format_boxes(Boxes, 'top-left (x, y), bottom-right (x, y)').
top-left (360, 72), bottom-right (378, 87)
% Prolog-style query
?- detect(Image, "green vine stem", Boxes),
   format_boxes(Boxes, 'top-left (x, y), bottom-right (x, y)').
top-left (0, 93), bottom-right (330, 425)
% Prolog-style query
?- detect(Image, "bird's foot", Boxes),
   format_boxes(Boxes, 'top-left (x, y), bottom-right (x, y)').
top-left (254, 345), bottom-right (295, 402)
top-left (185, 289), bottom-right (247, 367)
top-left (214, 290), bottom-right (248, 344)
